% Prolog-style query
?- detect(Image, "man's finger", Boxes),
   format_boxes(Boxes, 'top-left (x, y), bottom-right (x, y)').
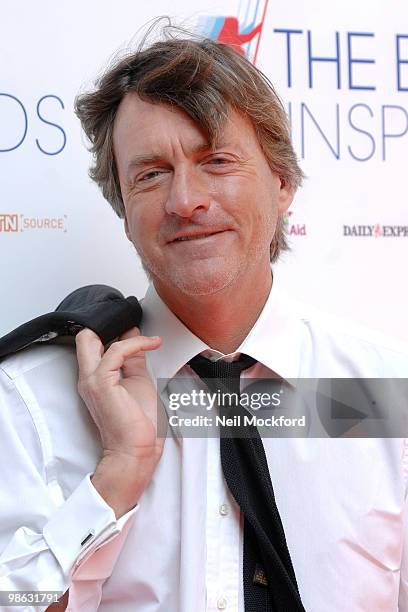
top-left (75, 328), bottom-right (104, 378)
top-left (97, 335), bottom-right (162, 377)
top-left (118, 326), bottom-right (141, 341)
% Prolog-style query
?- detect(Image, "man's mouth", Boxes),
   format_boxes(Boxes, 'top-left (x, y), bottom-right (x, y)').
top-left (174, 232), bottom-right (221, 242)
top-left (170, 230), bottom-right (227, 243)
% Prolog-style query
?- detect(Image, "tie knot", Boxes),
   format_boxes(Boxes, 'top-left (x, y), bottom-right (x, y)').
top-left (188, 353), bottom-right (256, 382)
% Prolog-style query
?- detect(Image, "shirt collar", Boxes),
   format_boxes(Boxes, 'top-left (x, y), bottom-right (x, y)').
top-left (140, 284), bottom-right (208, 388)
top-left (141, 280), bottom-right (303, 391)
top-left (236, 281), bottom-right (303, 381)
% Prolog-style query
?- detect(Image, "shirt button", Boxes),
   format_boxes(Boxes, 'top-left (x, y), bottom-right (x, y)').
top-left (217, 596), bottom-right (228, 610)
top-left (219, 503), bottom-right (229, 516)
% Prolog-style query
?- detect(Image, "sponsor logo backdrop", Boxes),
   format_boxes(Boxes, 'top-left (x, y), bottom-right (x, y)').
top-left (1, 0), bottom-right (407, 341)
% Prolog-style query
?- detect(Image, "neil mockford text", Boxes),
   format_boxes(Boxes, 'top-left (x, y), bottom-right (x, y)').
top-left (165, 389), bottom-right (307, 430)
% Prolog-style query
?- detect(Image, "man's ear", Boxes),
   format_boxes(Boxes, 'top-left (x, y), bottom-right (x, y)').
top-left (277, 177), bottom-right (295, 214)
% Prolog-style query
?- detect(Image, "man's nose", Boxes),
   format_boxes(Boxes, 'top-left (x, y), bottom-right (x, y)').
top-left (165, 168), bottom-right (210, 217)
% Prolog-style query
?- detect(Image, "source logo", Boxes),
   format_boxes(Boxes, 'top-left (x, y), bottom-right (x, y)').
top-left (0, 213), bottom-right (67, 233)
top-left (343, 224), bottom-right (408, 237)
top-left (198, 0), bottom-right (269, 64)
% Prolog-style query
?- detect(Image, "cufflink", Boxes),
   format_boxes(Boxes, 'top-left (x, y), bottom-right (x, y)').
top-left (80, 529), bottom-right (95, 546)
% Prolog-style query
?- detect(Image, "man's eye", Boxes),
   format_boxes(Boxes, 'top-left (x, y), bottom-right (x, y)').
top-left (205, 157), bottom-right (234, 169)
top-left (209, 157), bottom-right (229, 165)
top-left (139, 170), bottom-right (163, 182)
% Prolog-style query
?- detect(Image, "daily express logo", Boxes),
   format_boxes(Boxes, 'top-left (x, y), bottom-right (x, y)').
top-left (0, 213), bottom-right (67, 233)
top-left (197, 0), bottom-right (269, 64)
top-left (343, 224), bottom-right (408, 237)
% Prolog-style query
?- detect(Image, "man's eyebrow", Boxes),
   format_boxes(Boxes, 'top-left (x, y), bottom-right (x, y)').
top-left (126, 155), bottom-right (162, 174)
top-left (125, 141), bottom-right (234, 178)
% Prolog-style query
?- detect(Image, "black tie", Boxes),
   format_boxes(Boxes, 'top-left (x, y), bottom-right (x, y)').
top-left (188, 354), bottom-right (305, 612)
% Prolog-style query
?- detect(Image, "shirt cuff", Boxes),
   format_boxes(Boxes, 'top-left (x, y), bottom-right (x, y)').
top-left (43, 473), bottom-right (137, 578)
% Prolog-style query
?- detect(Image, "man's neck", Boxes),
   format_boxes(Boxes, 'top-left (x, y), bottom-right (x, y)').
top-left (154, 268), bottom-right (273, 354)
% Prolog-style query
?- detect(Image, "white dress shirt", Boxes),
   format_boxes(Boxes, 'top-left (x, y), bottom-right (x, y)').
top-left (0, 280), bottom-right (408, 611)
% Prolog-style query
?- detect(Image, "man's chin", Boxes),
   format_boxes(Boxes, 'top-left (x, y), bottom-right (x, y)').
top-left (151, 262), bottom-right (240, 297)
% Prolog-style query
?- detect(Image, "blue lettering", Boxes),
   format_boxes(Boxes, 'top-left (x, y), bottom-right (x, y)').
top-left (0, 93), bottom-right (28, 152)
top-left (347, 32), bottom-right (376, 90)
top-left (273, 29), bottom-right (303, 87)
top-left (396, 35), bottom-right (408, 91)
top-left (301, 103), bottom-right (340, 159)
top-left (348, 104), bottom-right (375, 161)
top-left (381, 105), bottom-right (408, 160)
top-left (307, 30), bottom-right (341, 89)
top-left (36, 95), bottom-right (66, 155)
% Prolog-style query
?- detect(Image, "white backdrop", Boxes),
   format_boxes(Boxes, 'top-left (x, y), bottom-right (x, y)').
top-left (1, 0), bottom-right (407, 340)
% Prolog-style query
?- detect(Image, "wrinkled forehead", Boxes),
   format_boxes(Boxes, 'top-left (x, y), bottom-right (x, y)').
top-left (113, 93), bottom-right (208, 148)
top-left (112, 93), bottom-right (259, 165)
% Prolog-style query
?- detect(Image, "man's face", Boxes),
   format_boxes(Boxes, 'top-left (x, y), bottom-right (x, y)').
top-left (113, 93), bottom-right (293, 296)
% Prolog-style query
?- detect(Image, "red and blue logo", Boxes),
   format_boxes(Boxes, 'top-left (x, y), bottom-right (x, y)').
top-left (198, 0), bottom-right (269, 65)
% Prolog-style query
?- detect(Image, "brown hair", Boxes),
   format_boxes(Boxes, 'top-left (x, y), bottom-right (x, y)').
top-left (75, 24), bottom-right (304, 262)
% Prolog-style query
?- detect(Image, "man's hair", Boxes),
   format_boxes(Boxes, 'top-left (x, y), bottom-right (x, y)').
top-left (75, 24), bottom-right (304, 262)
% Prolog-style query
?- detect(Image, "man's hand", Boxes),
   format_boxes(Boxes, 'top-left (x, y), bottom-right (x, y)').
top-left (75, 327), bottom-right (164, 517)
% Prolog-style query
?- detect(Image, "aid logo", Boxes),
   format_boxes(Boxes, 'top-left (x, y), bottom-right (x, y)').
top-left (0, 213), bottom-right (68, 233)
top-left (198, 0), bottom-right (269, 64)
top-left (343, 224), bottom-right (408, 237)
top-left (284, 211), bottom-right (307, 236)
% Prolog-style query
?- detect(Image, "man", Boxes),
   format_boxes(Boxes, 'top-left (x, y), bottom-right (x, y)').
top-left (1, 30), bottom-right (408, 612)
